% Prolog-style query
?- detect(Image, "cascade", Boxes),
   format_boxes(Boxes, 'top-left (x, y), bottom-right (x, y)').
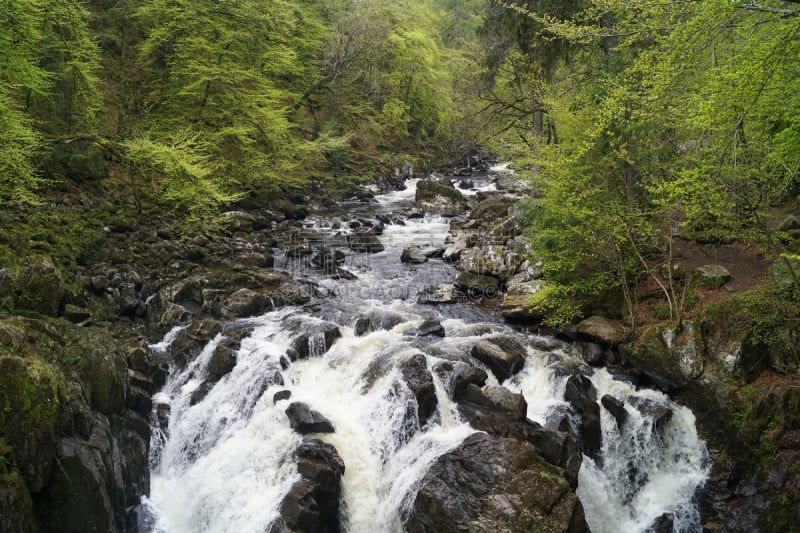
top-left (141, 173), bottom-right (708, 533)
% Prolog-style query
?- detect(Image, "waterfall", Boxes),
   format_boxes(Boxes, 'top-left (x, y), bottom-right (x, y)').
top-left (141, 179), bottom-right (709, 533)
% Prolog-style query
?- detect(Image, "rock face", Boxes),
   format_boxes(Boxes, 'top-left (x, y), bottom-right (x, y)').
top-left (271, 439), bottom-right (345, 533)
top-left (563, 374), bottom-right (602, 460)
top-left (621, 323), bottom-right (703, 391)
top-left (403, 432), bottom-right (587, 532)
top-left (0, 318), bottom-right (159, 531)
top-left (400, 354), bottom-right (438, 427)
top-left (285, 403), bottom-right (336, 434)
top-left (470, 336), bottom-right (527, 381)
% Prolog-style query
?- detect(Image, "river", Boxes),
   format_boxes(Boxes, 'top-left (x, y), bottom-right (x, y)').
top-left (140, 168), bottom-right (709, 532)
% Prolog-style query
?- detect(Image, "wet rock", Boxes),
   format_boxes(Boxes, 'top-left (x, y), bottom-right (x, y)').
top-left (470, 337), bottom-right (526, 381)
top-left (223, 288), bottom-right (267, 318)
top-left (697, 264), bottom-right (731, 289)
top-left (458, 246), bottom-right (522, 282)
top-left (454, 271), bottom-right (501, 298)
top-left (468, 195), bottom-right (515, 224)
top-left (170, 319), bottom-right (222, 369)
top-left (601, 394), bottom-right (628, 429)
top-left (206, 342), bottom-right (237, 384)
top-left (646, 512), bottom-right (674, 533)
top-left (353, 311), bottom-right (404, 336)
top-left (416, 283), bottom-right (459, 305)
top-left (629, 397), bottom-right (673, 437)
top-left (433, 361), bottom-right (488, 399)
top-left (189, 381), bottom-right (214, 406)
top-left (287, 321), bottom-right (341, 360)
top-left (563, 374), bottom-right (602, 460)
top-left (400, 354), bottom-right (438, 427)
top-left (403, 432), bottom-right (587, 532)
top-left (401, 245), bottom-right (428, 264)
top-left (273, 390), bottom-right (292, 403)
top-left (414, 177), bottom-right (466, 216)
top-left (575, 341), bottom-right (605, 366)
top-left (347, 229), bottom-right (384, 253)
top-left (273, 439), bottom-right (345, 533)
top-left (574, 316), bottom-right (624, 346)
top-left (521, 421), bottom-right (583, 489)
top-left (285, 403), bottom-right (335, 434)
top-left (413, 319), bottom-right (445, 337)
top-left (461, 384), bottom-right (527, 421)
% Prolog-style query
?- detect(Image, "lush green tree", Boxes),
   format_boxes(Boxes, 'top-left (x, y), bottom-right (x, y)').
top-left (487, 0), bottom-right (800, 324)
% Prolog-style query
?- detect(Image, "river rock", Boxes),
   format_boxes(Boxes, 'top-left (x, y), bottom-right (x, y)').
top-left (468, 195), bottom-right (515, 224)
top-left (458, 246), bottom-right (522, 282)
top-left (454, 271), bottom-right (501, 298)
top-left (347, 229), bottom-right (384, 253)
top-left (574, 316), bottom-right (624, 346)
top-left (285, 403), bottom-right (335, 434)
top-left (621, 323), bottom-right (703, 391)
top-left (629, 397), bottom-right (673, 437)
top-left (272, 439), bottom-right (345, 533)
top-left (697, 264), bottom-right (731, 288)
top-left (416, 283), bottom-right (459, 304)
top-left (415, 177), bottom-right (466, 215)
top-left (470, 336), bottom-right (526, 381)
top-left (352, 311), bottom-right (405, 336)
top-left (222, 288), bottom-right (267, 318)
top-left (460, 384), bottom-right (527, 421)
top-left (601, 394), bottom-right (628, 429)
top-left (563, 374), bottom-right (602, 460)
top-left (273, 390), bottom-right (292, 403)
top-left (501, 279), bottom-right (547, 322)
top-left (287, 321), bottom-right (341, 360)
top-left (433, 361), bottom-right (488, 399)
top-left (412, 318), bottom-right (445, 337)
top-left (400, 353), bottom-right (438, 427)
top-left (403, 432), bottom-right (587, 532)
top-left (401, 245), bottom-right (428, 264)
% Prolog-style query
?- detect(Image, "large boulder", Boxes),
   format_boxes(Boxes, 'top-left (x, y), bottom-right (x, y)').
top-left (400, 354), bottom-right (438, 427)
top-left (403, 432), bottom-right (587, 532)
top-left (415, 178), bottom-right (467, 216)
top-left (454, 271), bottom-right (501, 298)
top-left (502, 279), bottom-right (547, 322)
top-left (416, 283), bottom-right (459, 305)
top-left (400, 245), bottom-right (428, 264)
top-left (563, 374), bottom-right (602, 460)
top-left (470, 336), bottom-right (527, 381)
top-left (573, 316), bottom-right (625, 346)
top-left (347, 229), bottom-right (384, 253)
top-left (621, 323), bottom-right (703, 391)
top-left (285, 403), bottom-right (335, 434)
top-left (286, 321), bottom-right (341, 361)
top-left (458, 246), bottom-right (523, 282)
top-left (468, 195), bottom-right (515, 225)
top-left (271, 439), bottom-right (345, 533)
top-left (697, 264), bottom-right (731, 289)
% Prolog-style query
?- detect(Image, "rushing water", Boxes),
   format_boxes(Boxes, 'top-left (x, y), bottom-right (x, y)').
top-left (141, 172), bottom-right (709, 532)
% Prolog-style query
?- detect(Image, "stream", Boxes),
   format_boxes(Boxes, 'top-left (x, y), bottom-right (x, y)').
top-left (139, 169), bottom-right (710, 532)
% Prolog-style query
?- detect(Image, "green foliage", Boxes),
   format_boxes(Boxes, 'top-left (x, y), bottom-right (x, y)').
top-left (124, 134), bottom-right (243, 227)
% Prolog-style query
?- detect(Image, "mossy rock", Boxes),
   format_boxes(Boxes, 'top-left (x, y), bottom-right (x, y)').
top-left (621, 322), bottom-right (703, 391)
top-left (0, 256), bottom-right (68, 317)
top-left (0, 355), bottom-right (66, 492)
top-left (0, 468), bottom-right (34, 533)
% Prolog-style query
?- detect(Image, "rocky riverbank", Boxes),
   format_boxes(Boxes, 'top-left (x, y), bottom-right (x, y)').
top-left (1, 158), bottom-right (798, 532)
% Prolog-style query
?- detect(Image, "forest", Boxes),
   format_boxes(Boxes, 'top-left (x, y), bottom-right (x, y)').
top-left (2, 0), bottom-right (800, 326)
top-left (2, 1), bottom-right (800, 532)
